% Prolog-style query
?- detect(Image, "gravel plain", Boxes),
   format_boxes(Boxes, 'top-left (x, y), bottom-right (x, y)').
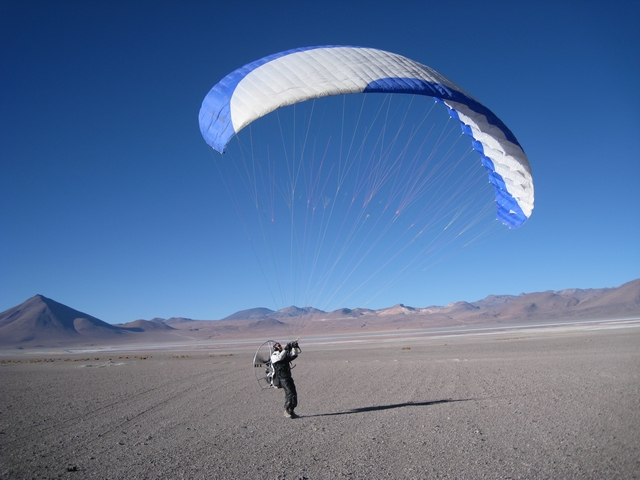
top-left (1, 324), bottom-right (639, 479)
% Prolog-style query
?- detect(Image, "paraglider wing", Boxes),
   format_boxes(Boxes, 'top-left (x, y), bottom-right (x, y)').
top-left (199, 46), bottom-right (533, 227)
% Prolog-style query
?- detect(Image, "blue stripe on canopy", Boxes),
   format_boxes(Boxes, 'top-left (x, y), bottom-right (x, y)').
top-left (364, 79), bottom-right (520, 147)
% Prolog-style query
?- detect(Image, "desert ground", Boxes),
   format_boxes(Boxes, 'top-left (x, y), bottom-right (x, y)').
top-left (1, 321), bottom-right (639, 479)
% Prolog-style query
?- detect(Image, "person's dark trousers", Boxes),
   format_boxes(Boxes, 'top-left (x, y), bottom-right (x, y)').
top-left (281, 377), bottom-right (297, 413)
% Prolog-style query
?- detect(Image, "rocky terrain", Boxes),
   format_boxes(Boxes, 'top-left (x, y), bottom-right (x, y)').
top-left (1, 325), bottom-right (639, 478)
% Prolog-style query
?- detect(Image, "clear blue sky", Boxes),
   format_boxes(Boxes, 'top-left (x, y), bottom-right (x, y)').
top-left (2, 1), bottom-right (638, 323)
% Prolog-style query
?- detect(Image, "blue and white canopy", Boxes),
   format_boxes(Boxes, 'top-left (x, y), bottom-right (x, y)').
top-left (199, 46), bottom-right (534, 227)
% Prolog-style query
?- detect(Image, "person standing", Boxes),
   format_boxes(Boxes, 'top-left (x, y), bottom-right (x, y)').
top-left (271, 341), bottom-right (300, 418)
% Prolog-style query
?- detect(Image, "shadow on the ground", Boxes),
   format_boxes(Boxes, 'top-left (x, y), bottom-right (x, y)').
top-left (303, 398), bottom-right (472, 418)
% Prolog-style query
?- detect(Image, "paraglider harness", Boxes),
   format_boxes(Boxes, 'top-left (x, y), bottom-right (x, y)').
top-left (271, 341), bottom-right (299, 389)
top-left (252, 340), bottom-right (300, 390)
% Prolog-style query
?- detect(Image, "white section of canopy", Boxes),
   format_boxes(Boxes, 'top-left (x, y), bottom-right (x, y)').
top-left (229, 47), bottom-right (464, 134)
top-left (445, 100), bottom-right (534, 217)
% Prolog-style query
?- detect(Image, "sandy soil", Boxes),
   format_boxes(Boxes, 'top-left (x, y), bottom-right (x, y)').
top-left (1, 325), bottom-right (639, 479)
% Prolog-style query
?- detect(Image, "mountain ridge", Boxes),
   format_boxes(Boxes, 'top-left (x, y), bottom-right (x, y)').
top-left (1, 279), bottom-right (638, 349)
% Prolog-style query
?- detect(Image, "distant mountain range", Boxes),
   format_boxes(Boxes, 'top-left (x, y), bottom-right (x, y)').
top-left (1, 279), bottom-right (638, 349)
top-left (221, 306), bottom-right (325, 320)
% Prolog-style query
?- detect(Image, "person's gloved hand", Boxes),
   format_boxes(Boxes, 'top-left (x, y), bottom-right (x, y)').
top-left (284, 342), bottom-right (293, 352)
